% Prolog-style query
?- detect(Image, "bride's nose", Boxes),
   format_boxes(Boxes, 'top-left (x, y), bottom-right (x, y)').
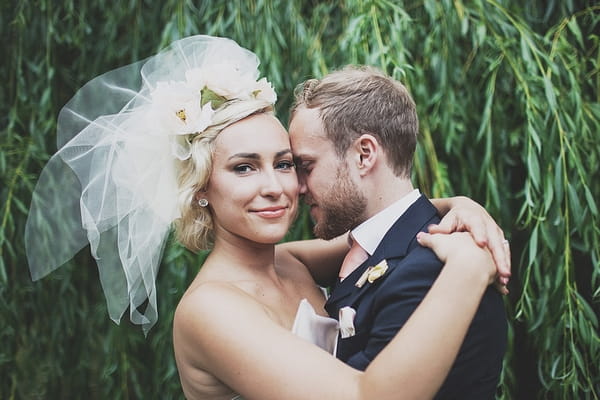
top-left (260, 168), bottom-right (284, 197)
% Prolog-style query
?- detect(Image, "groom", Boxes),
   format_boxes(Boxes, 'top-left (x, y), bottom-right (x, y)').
top-left (288, 66), bottom-right (507, 399)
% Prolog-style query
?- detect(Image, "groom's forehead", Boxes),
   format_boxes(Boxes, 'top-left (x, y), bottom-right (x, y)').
top-left (290, 131), bottom-right (333, 154)
top-left (289, 106), bottom-right (325, 131)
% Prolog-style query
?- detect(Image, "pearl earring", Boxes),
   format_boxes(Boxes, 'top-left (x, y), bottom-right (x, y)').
top-left (198, 198), bottom-right (209, 207)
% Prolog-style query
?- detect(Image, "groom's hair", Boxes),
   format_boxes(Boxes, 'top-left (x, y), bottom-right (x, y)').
top-left (291, 65), bottom-right (418, 178)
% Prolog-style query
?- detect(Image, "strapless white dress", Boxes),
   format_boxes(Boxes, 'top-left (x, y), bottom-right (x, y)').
top-left (231, 299), bottom-right (339, 400)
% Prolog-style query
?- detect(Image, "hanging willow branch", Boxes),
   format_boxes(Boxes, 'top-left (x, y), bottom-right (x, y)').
top-left (1, 1), bottom-right (598, 399)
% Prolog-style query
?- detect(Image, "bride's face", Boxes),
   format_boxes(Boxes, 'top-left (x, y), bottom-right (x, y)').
top-left (204, 113), bottom-right (299, 245)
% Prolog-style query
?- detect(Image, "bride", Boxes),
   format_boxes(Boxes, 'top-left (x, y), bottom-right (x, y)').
top-left (26, 35), bottom-right (508, 399)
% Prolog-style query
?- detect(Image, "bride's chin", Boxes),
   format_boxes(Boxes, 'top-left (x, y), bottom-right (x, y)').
top-left (254, 230), bottom-right (289, 245)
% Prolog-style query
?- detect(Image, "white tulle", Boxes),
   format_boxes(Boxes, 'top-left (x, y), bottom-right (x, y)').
top-left (25, 35), bottom-right (274, 334)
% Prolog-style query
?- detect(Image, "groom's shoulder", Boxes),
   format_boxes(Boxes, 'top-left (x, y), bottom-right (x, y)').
top-left (374, 243), bottom-right (443, 294)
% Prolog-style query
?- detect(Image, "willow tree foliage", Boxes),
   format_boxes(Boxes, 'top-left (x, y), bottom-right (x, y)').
top-left (1, 1), bottom-right (598, 399)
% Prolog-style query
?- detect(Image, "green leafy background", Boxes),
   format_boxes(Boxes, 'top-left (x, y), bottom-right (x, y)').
top-left (1, 1), bottom-right (598, 399)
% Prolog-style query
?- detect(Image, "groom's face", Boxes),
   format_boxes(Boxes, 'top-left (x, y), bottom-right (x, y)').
top-left (289, 107), bottom-right (367, 239)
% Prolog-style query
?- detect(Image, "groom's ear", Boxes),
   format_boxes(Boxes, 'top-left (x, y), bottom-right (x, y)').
top-left (354, 134), bottom-right (378, 175)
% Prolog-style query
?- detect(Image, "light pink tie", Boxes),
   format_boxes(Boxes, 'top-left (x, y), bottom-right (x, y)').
top-left (339, 240), bottom-right (368, 280)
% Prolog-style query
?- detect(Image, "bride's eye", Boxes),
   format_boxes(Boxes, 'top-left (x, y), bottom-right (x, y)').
top-left (234, 164), bottom-right (254, 174)
top-left (276, 160), bottom-right (295, 170)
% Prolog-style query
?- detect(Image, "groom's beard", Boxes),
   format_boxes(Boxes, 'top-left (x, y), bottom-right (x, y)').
top-left (310, 167), bottom-right (367, 240)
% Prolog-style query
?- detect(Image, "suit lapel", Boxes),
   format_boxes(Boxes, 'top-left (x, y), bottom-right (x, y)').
top-left (325, 195), bottom-right (439, 317)
top-left (370, 195), bottom-right (438, 261)
top-left (325, 260), bottom-right (371, 316)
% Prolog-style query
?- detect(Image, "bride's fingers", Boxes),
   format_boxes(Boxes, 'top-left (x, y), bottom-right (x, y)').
top-left (416, 231), bottom-right (450, 262)
top-left (493, 280), bottom-right (509, 295)
top-left (429, 217), bottom-right (511, 285)
top-left (417, 232), bottom-right (501, 288)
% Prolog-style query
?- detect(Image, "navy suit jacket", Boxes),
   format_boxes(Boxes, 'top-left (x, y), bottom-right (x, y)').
top-left (325, 195), bottom-right (507, 399)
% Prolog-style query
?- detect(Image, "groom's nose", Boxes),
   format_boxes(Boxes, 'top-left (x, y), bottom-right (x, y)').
top-left (297, 174), bottom-right (308, 195)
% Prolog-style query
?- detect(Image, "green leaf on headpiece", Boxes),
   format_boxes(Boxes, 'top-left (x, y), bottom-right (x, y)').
top-left (201, 87), bottom-right (227, 109)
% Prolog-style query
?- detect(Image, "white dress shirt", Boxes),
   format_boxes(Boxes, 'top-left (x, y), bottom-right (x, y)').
top-left (351, 189), bottom-right (421, 256)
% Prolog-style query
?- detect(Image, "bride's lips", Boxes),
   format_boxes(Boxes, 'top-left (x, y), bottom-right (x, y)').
top-left (252, 206), bottom-right (288, 218)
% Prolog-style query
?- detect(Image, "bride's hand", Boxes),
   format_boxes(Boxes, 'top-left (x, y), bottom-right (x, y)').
top-left (428, 196), bottom-right (511, 288)
top-left (416, 232), bottom-right (506, 294)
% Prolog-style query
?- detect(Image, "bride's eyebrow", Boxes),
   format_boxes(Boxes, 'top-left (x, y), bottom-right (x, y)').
top-left (275, 149), bottom-right (293, 158)
top-left (228, 149), bottom-right (292, 161)
top-left (228, 152), bottom-right (260, 161)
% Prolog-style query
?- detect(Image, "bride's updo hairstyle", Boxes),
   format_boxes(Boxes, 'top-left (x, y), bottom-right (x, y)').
top-left (175, 99), bottom-right (274, 252)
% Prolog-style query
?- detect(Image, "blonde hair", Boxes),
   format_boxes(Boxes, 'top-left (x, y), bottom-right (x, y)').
top-left (175, 99), bottom-right (274, 252)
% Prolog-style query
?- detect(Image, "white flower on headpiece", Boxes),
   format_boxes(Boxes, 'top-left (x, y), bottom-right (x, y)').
top-left (151, 81), bottom-right (214, 134)
top-left (186, 65), bottom-right (276, 104)
top-left (254, 77), bottom-right (277, 103)
top-left (188, 64), bottom-right (257, 100)
top-left (150, 81), bottom-right (215, 160)
top-left (149, 63), bottom-right (276, 161)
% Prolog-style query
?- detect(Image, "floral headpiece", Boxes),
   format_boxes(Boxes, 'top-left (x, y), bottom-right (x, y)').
top-left (25, 35), bottom-right (276, 334)
top-left (152, 63), bottom-right (275, 160)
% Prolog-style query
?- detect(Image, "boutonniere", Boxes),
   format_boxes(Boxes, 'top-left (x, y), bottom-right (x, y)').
top-left (339, 306), bottom-right (357, 339)
top-left (355, 259), bottom-right (389, 288)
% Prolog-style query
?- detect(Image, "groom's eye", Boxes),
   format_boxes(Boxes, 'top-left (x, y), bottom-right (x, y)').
top-left (298, 162), bottom-right (312, 175)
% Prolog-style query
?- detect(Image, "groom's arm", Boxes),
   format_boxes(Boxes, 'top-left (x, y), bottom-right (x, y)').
top-left (275, 235), bottom-right (348, 286)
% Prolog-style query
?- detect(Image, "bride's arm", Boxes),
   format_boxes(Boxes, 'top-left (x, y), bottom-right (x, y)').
top-left (174, 233), bottom-right (495, 400)
top-left (363, 232), bottom-right (495, 398)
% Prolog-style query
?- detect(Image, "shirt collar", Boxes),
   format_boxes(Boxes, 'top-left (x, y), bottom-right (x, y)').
top-left (351, 189), bottom-right (421, 255)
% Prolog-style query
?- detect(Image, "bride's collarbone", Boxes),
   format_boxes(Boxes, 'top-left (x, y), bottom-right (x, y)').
top-left (194, 262), bottom-right (323, 324)
top-left (242, 280), bottom-right (309, 328)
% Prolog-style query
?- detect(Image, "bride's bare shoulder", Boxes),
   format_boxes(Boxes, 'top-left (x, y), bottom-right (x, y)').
top-left (173, 281), bottom-right (268, 366)
top-left (176, 280), bottom-right (258, 324)
top-left (174, 282), bottom-right (252, 400)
